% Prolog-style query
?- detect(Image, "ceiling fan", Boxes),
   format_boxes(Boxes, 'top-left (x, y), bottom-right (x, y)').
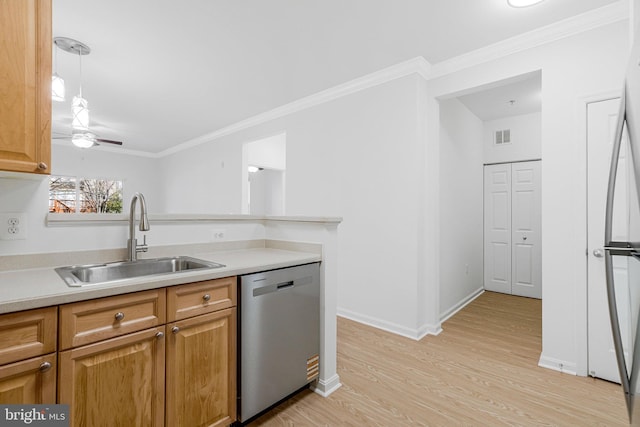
top-left (52, 131), bottom-right (123, 148)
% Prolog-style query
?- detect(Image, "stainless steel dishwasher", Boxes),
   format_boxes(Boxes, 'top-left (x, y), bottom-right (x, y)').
top-left (238, 262), bottom-right (320, 423)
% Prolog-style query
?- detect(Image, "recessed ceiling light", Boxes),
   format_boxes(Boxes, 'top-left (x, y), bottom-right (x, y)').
top-left (508, 0), bottom-right (545, 7)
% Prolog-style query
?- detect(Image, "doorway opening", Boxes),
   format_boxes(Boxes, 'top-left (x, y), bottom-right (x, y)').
top-left (437, 70), bottom-right (542, 323)
top-left (242, 132), bottom-right (286, 215)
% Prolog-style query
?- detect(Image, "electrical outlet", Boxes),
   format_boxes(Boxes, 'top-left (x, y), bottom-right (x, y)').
top-left (0, 213), bottom-right (27, 240)
top-left (211, 229), bottom-right (226, 241)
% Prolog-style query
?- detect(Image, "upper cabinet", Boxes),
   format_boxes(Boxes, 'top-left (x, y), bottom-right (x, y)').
top-left (0, 0), bottom-right (51, 174)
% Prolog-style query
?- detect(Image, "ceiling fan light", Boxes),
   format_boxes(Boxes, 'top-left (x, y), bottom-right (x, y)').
top-left (52, 73), bottom-right (65, 102)
top-left (507, 0), bottom-right (544, 7)
top-left (71, 95), bottom-right (90, 131)
top-left (72, 133), bottom-right (95, 148)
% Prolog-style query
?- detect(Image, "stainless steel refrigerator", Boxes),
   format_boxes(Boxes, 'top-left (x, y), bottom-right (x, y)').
top-left (605, 32), bottom-right (640, 425)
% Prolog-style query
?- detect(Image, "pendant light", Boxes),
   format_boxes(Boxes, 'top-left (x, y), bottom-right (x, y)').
top-left (71, 43), bottom-right (90, 132)
top-left (51, 40), bottom-right (65, 101)
top-left (53, 37), bottom-right (91, 133)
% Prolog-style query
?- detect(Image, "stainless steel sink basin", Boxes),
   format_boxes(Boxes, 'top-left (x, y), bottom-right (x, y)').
top-left (55, 256), bottom-right (225, 287)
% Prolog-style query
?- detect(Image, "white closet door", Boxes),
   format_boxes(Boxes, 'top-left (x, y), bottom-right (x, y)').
top-left (511, 161), bottom-right (542, 299)
top-left (484, 164), bottom-right (512, 294)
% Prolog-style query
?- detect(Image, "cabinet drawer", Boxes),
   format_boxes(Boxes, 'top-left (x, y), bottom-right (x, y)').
top-left (0, 307), bottom-right (57, 366)
top-left (59, 289), bottom-right (166, 350)
top-left (167, 277), bottom-right (236, 321)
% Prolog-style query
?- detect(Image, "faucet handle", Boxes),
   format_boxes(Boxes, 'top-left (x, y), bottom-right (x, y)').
top-left (137, 234), bottom-right (149, 253)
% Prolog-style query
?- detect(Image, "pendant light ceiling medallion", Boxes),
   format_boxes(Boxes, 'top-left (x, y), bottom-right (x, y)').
top-left (52, 37), bottom-right (92, 146)
top-left (507, 0), bottom-right (545, 7)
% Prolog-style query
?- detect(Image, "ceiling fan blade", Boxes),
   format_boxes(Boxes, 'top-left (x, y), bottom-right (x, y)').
top-left (95, 138), bottom-right (123, 146)
top-left (52, 135), bottom-right (71, 140)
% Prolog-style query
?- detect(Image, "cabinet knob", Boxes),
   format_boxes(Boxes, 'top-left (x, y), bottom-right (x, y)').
top-left (114, 312), bottom-right (125, 321)
top-left (37, 162), bottom-right (48, 171)
top-left (155, 331), bottom-right (164, 339)
top-left (39, 361), bottom-right (52, 373)
top-left (171, 326), bottom-right (180, 334)
top-left (202, 294), bottom-right (211, 302)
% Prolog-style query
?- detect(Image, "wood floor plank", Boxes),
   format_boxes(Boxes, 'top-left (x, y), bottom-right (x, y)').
top-left (248, 291), bottom-right (628, 426)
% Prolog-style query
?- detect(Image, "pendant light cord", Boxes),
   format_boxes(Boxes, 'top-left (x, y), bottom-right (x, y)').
top-left (78, 46), bottom-right (83, 98)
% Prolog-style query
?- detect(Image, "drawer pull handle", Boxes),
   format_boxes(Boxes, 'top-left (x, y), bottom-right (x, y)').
top-left (202, 294), bottom-right (211, 302)
top-left (172, 326), bottom-right (180, 334)
top-left (114, 312), bottom-right (125, 321)
top-left (155, 331), bottom-right (164, 339)
top-left (39, 361), bottom-right (52, 373)
top-left (37, 162), bottom-right (48, 171)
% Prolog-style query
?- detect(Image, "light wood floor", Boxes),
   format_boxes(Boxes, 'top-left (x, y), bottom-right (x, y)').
top-left (249, 292), bottom-right (628, 426)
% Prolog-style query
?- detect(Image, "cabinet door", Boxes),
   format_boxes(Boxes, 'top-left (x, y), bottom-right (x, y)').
top-left (0, 353), bottom-right (56, 404)
top-left (166, 308), bottom-right (236, 427)
top-left (0, 0), bottom-right (51, 174)
top-left (58, 327), bottom-right (165, 427)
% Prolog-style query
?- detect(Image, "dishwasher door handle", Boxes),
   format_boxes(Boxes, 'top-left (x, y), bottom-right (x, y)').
top-left (252, 276), bottom-right (312, 297)
top-left (277, 281), bottom-right (294, 290)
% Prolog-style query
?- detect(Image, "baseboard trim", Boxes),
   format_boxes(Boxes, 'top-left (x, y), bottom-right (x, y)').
top-left (310, 374), bottom-right (342, 397)
top-left (440, 287), bottom-right (485, 323)
top-left (337, 308), bottom-right (442, 341)
top-left (538, 354), bottom-right (577, 376)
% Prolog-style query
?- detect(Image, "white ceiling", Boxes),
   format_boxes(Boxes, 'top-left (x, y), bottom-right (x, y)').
top-left (51, 0), bottom-right (622, 154)
top-left (458, 71), bottom-right (542, 121)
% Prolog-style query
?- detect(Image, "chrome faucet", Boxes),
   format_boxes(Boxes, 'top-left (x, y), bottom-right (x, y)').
top-left (127, 192), bottom-right (150, 262)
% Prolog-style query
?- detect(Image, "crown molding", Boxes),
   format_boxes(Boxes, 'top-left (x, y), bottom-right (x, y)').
top-left (429, 1), bottom-right (629, 79)
top-left (158, 56), bottom-right (431, 158)
top-left (104, 2), bottom-right (627, 158)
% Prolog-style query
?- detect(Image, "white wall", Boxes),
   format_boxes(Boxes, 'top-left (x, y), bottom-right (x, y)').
top-left (158, 138), bottom-right (244, 214)
top-left (0, 145), bottom-right (162, 255)
top-left (161, 74), bottom-right (431, 338)
top-left (439, 98), bottom-right (484, 319)
top-left (429, 21), bottom-right (629, 374)
top-left (52, 144), bottom-right (163, 210)
top-left (483, 112), bottom-right (541, 164)
top-left (632, 0), bottom-right (639, 42)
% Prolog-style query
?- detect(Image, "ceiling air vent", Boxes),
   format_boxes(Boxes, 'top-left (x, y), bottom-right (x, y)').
top-left (495, 129), bottom-right (511, 145)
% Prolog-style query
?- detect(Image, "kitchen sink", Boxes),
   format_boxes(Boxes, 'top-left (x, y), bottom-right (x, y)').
top-left (55, 256), bottom-right (225, 287)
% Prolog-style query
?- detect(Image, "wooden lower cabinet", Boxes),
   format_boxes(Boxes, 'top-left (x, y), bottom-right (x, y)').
top-left (58, 327), bottom-right (166, 427)
top-left (0, 353), bottom-right (56, 404)
top-left (3, 278), bottom-right (238, 426)
top-left (166, 307), bottom-right (237, 427)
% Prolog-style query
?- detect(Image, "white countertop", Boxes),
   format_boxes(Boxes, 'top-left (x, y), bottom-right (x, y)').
top-left (0, 247), bottom-right (321, 314)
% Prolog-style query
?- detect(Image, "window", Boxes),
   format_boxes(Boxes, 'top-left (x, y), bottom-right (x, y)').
top-left (49, 176), bottom-right (123, 213)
